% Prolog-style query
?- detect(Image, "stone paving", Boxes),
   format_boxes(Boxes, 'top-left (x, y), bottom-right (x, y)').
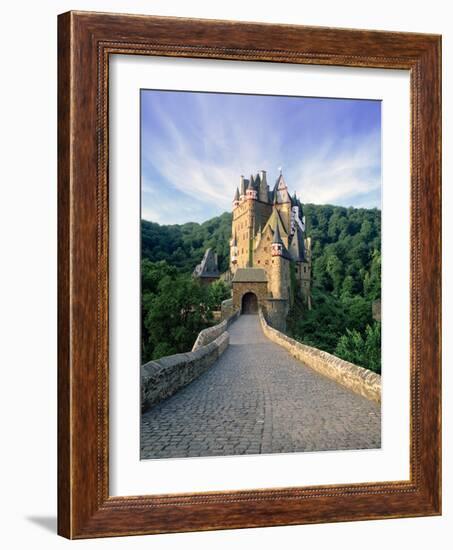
top-left (141, 315), bottom-right (381, 459)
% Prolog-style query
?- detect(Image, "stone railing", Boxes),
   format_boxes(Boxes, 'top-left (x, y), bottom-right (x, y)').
top-left (192, 311), bottom-right (240, 351)
top-left (141, 331), bottom-right (229, 412)
top-left (220, 297), bottom-right (234, 320)
top-left (226, 310), bottom-right (240, 326)
top-left (259, 309), bottom-right (381, 403)
top-left (192, 319), bottom-right (227, 351)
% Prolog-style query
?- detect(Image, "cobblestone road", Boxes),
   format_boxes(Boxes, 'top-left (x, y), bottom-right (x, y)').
top-left (141, 315), bottom-right (381, 459)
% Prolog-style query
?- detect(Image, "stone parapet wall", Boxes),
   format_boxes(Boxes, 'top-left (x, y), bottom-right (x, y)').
top-left (192, 319), bottom-right (227, 351)
top-left (141, 331), bottom-right (229, 412)
top-left (192, 311), bottom-right (239, 351)
top-left (226, 310), bottom-right (240, 327)
top-left (221, 298), bottom-right (234, 320)
top-left (259, 309), bottom-right (381, 403)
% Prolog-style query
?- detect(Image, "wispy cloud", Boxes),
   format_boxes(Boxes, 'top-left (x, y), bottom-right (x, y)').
top-left (289, 130), bottom-right (381, 207)
top-left (141, 91), bottom-right (381, 224)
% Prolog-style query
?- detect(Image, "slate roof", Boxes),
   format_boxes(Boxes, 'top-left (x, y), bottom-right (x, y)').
top-left (193, 248), bottom-right (220, 278)
top-left (288, 223), bottom-right (306, 262)
top-left (262, 207), bottom-right (289, 238)
top-left (232, 268), bottom-right (268, 283)
top-left (272, 223), bottom-right (283, 245)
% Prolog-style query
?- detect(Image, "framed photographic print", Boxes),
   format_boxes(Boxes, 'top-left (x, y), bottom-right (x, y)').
top-left (58, 11), bottom-right (441, 538)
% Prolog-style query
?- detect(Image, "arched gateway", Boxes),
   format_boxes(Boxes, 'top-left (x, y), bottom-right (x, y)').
top-left (241, 292), bottom-right (258, 314)
top-left (232, 268), bottom-right (268, 316)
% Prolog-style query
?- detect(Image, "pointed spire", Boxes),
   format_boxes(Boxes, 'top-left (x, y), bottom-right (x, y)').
top-left (272, 223), bottom-right (283, 245)
top-left (288, 223), bottom-right (306, 261)
top-left (233, 187), bottom-right (239, 201)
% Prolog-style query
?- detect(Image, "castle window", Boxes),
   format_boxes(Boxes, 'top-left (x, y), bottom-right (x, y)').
top-left (304, 266), bottom-right (307, 273)
top-left (265, 260), bottom-right (269, 265)
top-left (264, 247), bottom-right (267, 252)
top-left (272, 260), bottom-right (274, 264)
top-left (257, 260), bottom-right (261, 264)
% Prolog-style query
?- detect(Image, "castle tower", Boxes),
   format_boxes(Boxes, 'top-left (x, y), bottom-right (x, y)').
top-left (232, 187), bottom-right (240, 209)
top-left (269, 225), bottom-right (290, 301)
top-left (230, 168), bottom-right (311, 326)
top-left (231, 175), bottom-right (256, 271)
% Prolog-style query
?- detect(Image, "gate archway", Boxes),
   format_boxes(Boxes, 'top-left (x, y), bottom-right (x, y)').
top-left (241, 292), bottom-right (258, 314)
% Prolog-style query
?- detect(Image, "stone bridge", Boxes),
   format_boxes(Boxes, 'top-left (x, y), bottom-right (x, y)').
top-left (141, 314), bottom-right (381, 459)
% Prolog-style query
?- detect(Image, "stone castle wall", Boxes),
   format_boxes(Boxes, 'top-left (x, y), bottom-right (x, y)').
top-left (259, 309), bottom-right (381, 403)
top-left (267, 256), bottom-right (291, 300)
top-left (264, 299), bottom-right (289, 332)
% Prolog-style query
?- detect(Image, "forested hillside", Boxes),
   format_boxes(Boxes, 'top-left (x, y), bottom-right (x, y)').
top-left (287, 204), bottom-right (381, 373)
top-left (141, 212), bottom-right (232, 273)
top-left (141, 204), bottom-right (381, 372)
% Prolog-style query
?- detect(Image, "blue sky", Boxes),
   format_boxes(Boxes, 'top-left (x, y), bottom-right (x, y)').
top-left (141, 90), bottom-right (381, 225)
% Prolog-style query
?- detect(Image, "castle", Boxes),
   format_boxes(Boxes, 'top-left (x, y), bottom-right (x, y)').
top-left (229, 169), bottom-right (312, 330)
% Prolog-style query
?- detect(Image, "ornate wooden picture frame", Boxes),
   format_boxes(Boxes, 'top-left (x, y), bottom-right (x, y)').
top-left (58, 11), bottom-right (441, 539)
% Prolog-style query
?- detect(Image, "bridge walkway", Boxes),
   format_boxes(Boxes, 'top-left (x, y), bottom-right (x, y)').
top-left (141, 314), bottom-right (381, 459)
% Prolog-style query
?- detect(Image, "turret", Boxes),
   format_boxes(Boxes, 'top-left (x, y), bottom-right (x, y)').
top-left (233, 187), bottom-right (240, 208)
top-left (246, 179), bottom-right (257, 200)
top-left (268, 224), bottom-right (290, 301)
top-left (271, 224), bottom-right (284, 256)
top-left (273, 171), bottom-right (291, 204)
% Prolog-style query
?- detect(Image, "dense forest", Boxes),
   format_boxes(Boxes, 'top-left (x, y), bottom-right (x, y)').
top-left (287, 204), bottom-right (381, 373)
top-left (142, 212), bottom-right (232, 273)
top-left (141, 204), bottom-right (381, 372)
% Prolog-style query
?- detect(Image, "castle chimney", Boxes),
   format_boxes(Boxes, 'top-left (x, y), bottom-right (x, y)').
top-left (239, 175), bottom-right (246, 199)
top-left (257, 170), bottom-right (268, 202)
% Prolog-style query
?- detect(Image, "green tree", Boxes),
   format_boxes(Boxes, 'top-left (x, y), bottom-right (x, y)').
top-left (207, 280), bottom-right (231, 309)
top-left (141, 260), bottom-right (220, 363)
top-left (335, 323), bottom-right (381, 373)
